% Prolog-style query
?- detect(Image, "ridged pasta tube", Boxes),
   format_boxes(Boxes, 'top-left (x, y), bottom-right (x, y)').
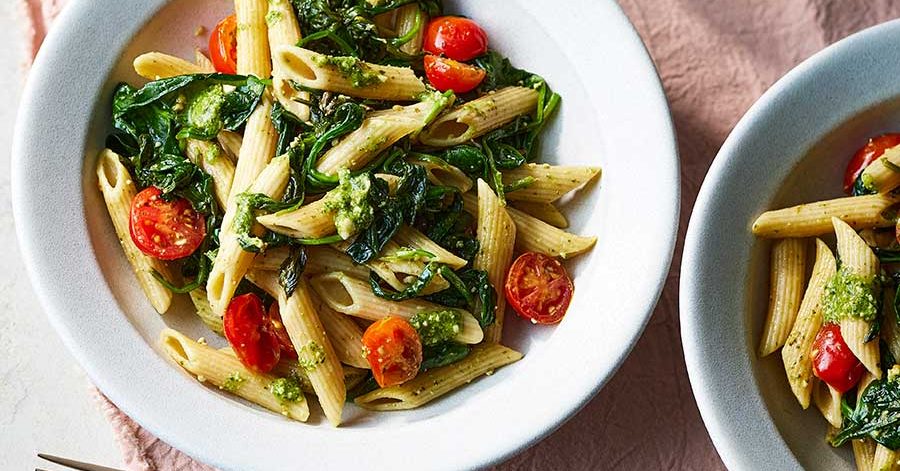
top-left (752, 194), bottom-right (900, 238)
top-left (473, 179), bottom-right (516, 343)
top-left (758, 238), bottom-right (808, 357)
top-left (418, 87), bottom-right (539, 147)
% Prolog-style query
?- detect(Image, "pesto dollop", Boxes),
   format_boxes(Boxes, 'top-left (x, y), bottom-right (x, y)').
top-left (185, 85), bottom-right (226, 138)
top-left (311, 54), bottom-right (384, 88)
top-left (270, 376), bottom-right (304, 403)
top-left (409, 309), bottom-right (462, 346)
top-left (297, 341), bottom-right (327, 371)
top-left (325, 169), bottom-right (373, 239)
top-left (822, 267), bottom-right (879, 323)
top-left (221, 372), bottom-right (246, 392)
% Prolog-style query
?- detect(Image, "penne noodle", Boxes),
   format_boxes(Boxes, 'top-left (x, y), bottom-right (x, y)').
top-left (872, 443), bottom-right (899, 471)
top-left (355, 343), bottom-right (522, 410)
top-left (133, 52), bottom-right (207, 79)
top-left (859, 145), bottom-right (900, 194)
top-left (833, 217), bottom-right (881, 378)
top-left (462, 192), bottom-right (595, 258)
top-left (194, 49), bottom-right (215, 72)
top-left (502, 163), bottom-right (601, 203)
top-left (408, 156), bottom-right (473, 192)
top-left (473, 179), bottom-right (516, 343)
top-left (392, 225), bottom-right (468, 270)
top-left (813, 378), bottom-right (843, 428)
top-left (781, 238), bottom-right (835, 408)
top-left (752, 194), bottom-right (900, 238)
top-left (217, 130), bottom-right (243, 162)
top-left (266, 0), bottom-right (310, 121)
top-left (309, 271), bottom-right (484, 344)
top-left (854, 438), bottom-right (877, 471)
top-left (184, 138), bottom-right (235, 208)
top-left (509, 201), bottom-right (568, 228)
top-left (758, 238), bottom-right (808, 357)
top-left (418, 87), bottom-right (539, 147)
top-left (235, 0), bottom-right (272, 79)
top-left (273, 45), bottom-right (427, 101)
top-left (189, 289), bottom-right (223, 336)
top-left (96, 149), bottom-right (173, 314)
top-left (316, 93), bottom-right (452, 175)
top-left (160, 328), bottom-right (310, 421)
top-left (207, 155), bottom-right (290, 316)
top-left (247, 271), bottom-right (346, 426)
top-left (227, 94), bottom-right (278, 202)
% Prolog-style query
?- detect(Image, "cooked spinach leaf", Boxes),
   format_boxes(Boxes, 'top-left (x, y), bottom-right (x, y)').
top-left (832, 368), bottom-right (900, 450)
top-left (421, 342), bottom-right (469, 370)
top-left (279, 246), bottom-right (308, 298)
top-left (369, 261), bottom-right (441, 301)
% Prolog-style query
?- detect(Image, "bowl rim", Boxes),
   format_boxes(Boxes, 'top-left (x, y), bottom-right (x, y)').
top-left (11, 0), bottom-right (679, 469)
top-left (681, 18), bottom-right (900, 471)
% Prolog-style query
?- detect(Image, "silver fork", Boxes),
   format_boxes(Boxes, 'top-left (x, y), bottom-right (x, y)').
top-left (37, 453), bottom-right (125, 471)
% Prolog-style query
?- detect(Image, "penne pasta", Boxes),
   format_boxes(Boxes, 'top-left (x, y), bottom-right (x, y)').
top-left (408, 156), bottom-right (473, 192)
top-left (160, 328), bottom-right (310, 421)
top-left (418, 87), bottom-right (539, 147)
top-left (246, 271), bottom-right (346, 426)
top-left (859, 145), bottom-right (900, 194)
top-left (227, 94), bottom-right (279, 202)
top-left (752, 194), bottom-right (900, 238)
top-left (781, 238), bottom-right (835, 408)
top-left (189, 289), bottom-right (223, 335)
top-left (395, 4), bottom-right (427, 56)
top-left (315, 93), bottom-right (452, 175)
top-left (96, 149), bottom-right (174, 314)
top-left (813, 378), bottom-right (843, 428)
top-left (833, 217), bottom-right (881, 378)
top-left (392, 226), bottom-right (468, 269)
top-left (235, 0), bottom-right (272, 79)
top-left (133, 52), bottom-right (207, 79)
top-left (502, 163), bottom-right (601, 203)
top-left (872, 443), bottom-right (898, 471)
top-left (509, 201), bottom-right (568, 228)
top-left (758, 238), bottom-right (808, 357)
top-left (272, 45), bottom-right (427, 101)
top-left (207, 155), bottom-right (291, 315)
top-left (462, 192), bottom-right (596, 258)
top-left (355, 343), bottom-right (522, 410)
top-left (194, 49), bottom-right (215, 72)
top-left (266, 0), bottom-right (310, 121)
top-left (217, 130), bottom-right (243, 162)
top-left (309, 271), bottom-right (484, 344)
top-left (184, 138), bottom-right (235, 208)
top-left (854, 438), bottom-right (877, 471)
top-left (473, 179), bottom-right (516, 343)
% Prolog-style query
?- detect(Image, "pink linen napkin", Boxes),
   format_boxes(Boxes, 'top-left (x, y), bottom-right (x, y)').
top-left (22, 0), bottom-right (900, 469)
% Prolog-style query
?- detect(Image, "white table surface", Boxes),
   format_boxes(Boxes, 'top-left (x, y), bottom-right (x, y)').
top-left (0, 3), bottom-right (125, 469)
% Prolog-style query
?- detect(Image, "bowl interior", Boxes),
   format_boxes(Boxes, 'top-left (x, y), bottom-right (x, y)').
top-left (15, 0), bottom-right (677, 468)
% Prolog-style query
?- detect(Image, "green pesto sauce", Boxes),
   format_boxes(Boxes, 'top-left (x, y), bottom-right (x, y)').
top-left (233, 192), bottom-right (266, 252)
top-left (185, 85), bottom-right (226, 137)
top-left (822, 267), bottom-right (879, 323)
top-left (297, 341), bottom-right (327, 371)
top-left (269, 376), bottom-right (303, 403)
top-left (861, 172), bottom-right (878, 193)
top-left (221, 372), bottom-right (246, 392)
top-left (265, 10), bottom-right (283, 26)
top-left (409, 309), bottom-right (462, 346)
top-left (310, 54), bottom-right (384, 88)
top-left (324, 169), bottom-right (373, 239)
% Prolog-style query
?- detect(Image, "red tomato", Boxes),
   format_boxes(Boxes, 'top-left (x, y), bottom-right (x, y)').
top-left (129, 186), bottom-right (206, 261)
top-left (209, 14), bottom-right (238, 74)
top-left (812, 323), bottom-right (866, 393)
top-left (362, 317), bottom-right (423, 387)
top-left (224, 294), bottom-right (281, 373)
top-left (843, 133), bottom-right (900, 193)
top-left (423, 55), bottom-right (485, 93)
top-left (423, 16), bottom-right (488, 62)
top-left (267, 303), bottom-right (296, 359)
top-left (505, 252), bottom-right (574, 325)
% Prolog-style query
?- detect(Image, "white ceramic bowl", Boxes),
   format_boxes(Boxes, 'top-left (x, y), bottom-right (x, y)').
top-left (12, 1), bottom-right (678, 469)
top-left (682, 19), bottom-right (900, 471)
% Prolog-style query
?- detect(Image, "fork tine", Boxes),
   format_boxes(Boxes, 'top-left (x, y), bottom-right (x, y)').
top-left (37, 453), bottom-right (124, 471)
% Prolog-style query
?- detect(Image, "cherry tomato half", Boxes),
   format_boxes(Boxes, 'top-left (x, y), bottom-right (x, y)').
top-left (209, 14), bottom-right (238, 74)
top-left (423, 16), bottom-right (488, 62)
top-left (267, 303), bottom-right (297, 359)
top-left (362, 317), bottom-right (423, 388)
top-left (224, 293), bottom-right (282, 373)
top-left (129, 186), bottom-right (206, 261)
top-left (843, 133), bottom-right (900, 194)
top-left (812, 323), bottom-right (865, 393)
top-left (424, 55), bottom-right (485, 94)
top-left (505, 252), bottom-right (574, 325)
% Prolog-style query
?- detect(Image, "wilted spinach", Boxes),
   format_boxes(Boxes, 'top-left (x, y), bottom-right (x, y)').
top-left (832, 371), bottom-right (900, 450)
top-left (421, 342), bottom-right (470, 370)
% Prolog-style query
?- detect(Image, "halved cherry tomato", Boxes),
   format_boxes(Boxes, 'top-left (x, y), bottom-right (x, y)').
top-left (424, 55), bottom-right (485, 93)
top-left (505, 252), bottom-right (574, 325)
top-left (224, 293), bottom-right (281, 373)
top-left (812, 323), bottom-right (865, 393)
top-left (267, 303), bottom-right (296, 359)
top-left (129, 186), bottom-right (206, 261)
top-left (362, 317), bottom-right (423, 388)
top-left (209, 14), bottom-right (238, 74)
top-left (423, 16), bottom-right (488, 62)
top-left (843, 133), bottom-right (900, 194)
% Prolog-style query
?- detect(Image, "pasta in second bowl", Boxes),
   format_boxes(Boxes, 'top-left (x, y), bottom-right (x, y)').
top-left (12, 0), bottom-right (678, 469)
top-left (683, 19), bottom-right (900, 471)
